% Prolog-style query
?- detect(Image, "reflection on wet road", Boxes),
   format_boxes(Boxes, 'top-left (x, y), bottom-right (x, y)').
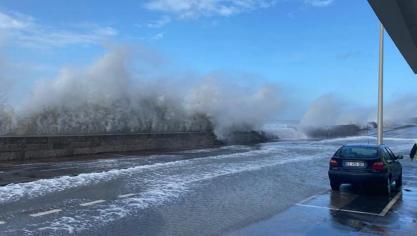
top-left (0, 131), bottom-right (416, 235)
top-left (230, 159), bottom-right (417, 235)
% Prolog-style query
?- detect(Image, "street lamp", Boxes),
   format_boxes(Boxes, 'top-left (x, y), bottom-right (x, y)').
top-left (377, 23), bottom-right (384, 145)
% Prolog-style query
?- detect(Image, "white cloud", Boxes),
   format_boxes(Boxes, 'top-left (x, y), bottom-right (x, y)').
top-left (0, 11), bottom-right (33, 29)
top-left (145, 16), bottom-right (171, 28)
top-left (305, 0), bottom-right (334, 7)
top-left (144, 0), bottom-right (277, 18)
top-left (14, 29), bottom-right (116, 48)
top-left (0, 11), bottom-right (117, 49)
top-left (151, 32), bottom-right (165, 40)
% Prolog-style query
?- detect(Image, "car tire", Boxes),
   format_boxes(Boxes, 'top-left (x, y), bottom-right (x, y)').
top-left (382, 177), bottom-right (392, 196)
top-left (396, 174), bottom-right (402, 189)
top-left (330, 181), bottom-right (340, 191)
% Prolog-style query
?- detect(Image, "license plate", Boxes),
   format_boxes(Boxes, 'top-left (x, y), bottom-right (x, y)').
top-left (344, 161), bottom-right (365, 167)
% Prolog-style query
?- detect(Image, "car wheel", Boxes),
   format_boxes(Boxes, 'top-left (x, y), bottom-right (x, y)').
top-left (396, 174), bottom-right (402, 189)
top-left (330, 181), bottom-right (340, 191)
top-left (382, 177), bottom-right (391, 196)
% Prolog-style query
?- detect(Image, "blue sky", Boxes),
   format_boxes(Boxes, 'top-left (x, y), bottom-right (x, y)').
top-left (0, 0), bottom-right (416, 114)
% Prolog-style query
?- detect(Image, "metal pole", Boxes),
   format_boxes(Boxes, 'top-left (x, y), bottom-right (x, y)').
top-left (377, 23), bottom-right (384, 145)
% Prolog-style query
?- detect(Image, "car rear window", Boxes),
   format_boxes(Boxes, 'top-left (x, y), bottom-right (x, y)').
top-left (336, 146), bottom-right (378, 158)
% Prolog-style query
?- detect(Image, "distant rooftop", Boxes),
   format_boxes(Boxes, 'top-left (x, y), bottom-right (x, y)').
top-left (368, 0), bottom-right (417, 74)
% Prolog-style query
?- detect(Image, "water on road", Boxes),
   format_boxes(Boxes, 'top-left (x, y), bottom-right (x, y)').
top-left (0, 127), bottom-right (415, 235)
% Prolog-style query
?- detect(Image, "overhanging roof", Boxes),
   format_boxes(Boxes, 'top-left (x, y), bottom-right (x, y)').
top-left (368, 0), bottom-right (417, 73)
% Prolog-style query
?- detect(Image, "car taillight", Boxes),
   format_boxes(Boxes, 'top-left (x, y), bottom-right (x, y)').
top-left (372, 162), bottom-right (384, 171)
top-left (330, 159), bottom-right (338, 167)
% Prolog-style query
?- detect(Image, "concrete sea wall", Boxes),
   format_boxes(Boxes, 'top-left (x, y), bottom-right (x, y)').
top-left (304, 124), bottom-right (362, 139)
top-left (0, 132), bottom-right (218, 161)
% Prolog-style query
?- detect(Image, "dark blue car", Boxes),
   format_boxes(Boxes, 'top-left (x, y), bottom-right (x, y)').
top-left (328, 144), bottom-right (403, 195)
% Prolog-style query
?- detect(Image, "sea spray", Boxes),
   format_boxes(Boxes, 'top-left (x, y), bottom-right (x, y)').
top-left (299, 94), bottom-right (417, 138)
top-left (0, 47), bottom-right (283, 138)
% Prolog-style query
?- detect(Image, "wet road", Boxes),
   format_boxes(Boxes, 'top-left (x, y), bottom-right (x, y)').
top-left (231, 160), bottom-right (417, 235)
top-left (0, 132), bottom-right (416, 235)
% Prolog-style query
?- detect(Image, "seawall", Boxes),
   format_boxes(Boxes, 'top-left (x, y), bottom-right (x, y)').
top-left (304, 124), bottom-right (362, 139)
top-left (0, 132), bottom-right (218, 161)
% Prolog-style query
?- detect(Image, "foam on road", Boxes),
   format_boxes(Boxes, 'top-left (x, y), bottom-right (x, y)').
top-left (0, 134), bottom-right (414, 235)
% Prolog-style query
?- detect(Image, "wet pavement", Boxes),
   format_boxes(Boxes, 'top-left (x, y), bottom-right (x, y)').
top-left (230, 159), bottom-right (417, 235)
top-left (0, 133), bottom-right (416, 235)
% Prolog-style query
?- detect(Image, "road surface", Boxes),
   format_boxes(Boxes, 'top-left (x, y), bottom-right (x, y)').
top-left (0, 129), bottom-right (416, 235)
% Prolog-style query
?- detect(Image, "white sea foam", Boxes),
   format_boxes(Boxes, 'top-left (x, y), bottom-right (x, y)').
top-left (22, 145), bottom-right (334, 234)
top-left (0, 138), bottom-right (371, 207)
top-left (262, 123), bottom-right (307, 140)
top-left (383, 137), bottom-right (417, 142)
top-left (0, 159), bottom-right (190, 204)
top-left (4, 127), bottom-right (415, 235)
top-left (0, 147), bottom-right (267, 204)
top-left (318, 135), bottom-right (374, 143)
